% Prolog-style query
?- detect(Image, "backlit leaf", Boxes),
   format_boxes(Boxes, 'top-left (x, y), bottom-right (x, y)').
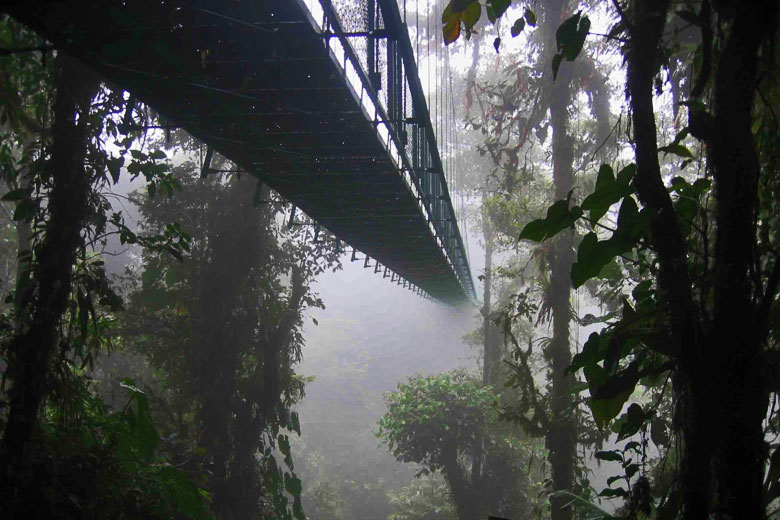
top-left (571, 233), bottom-right (621, 288)
top-left (524, 8), bottom-right (537, 26)
top-left (552, 53), bottom-right (563, 80)
top-left (443, 19), bottom-right (461, 45)
top-left (1, 188), bottom-right (31, 201)
top-left (599, 487), bottom-right (628, 498)
top-left (487, 0), bottom-right (511, 21)
top-left (519, 199), bottom-right (582, 242)
top-left (581, 163), bottom-right (635, 223)
top-left (659, 142), bottom-right (694, 158)
top-left (511, 18), bottom-right (525, 37)
top-left (284, 474), bottom-right (302, 496)
top-left (463, 1), bottom-right (481, 30)
top-left (553, 12), bottom-right (590, 77)
top-left (595, 450), bottom-right (623, 462)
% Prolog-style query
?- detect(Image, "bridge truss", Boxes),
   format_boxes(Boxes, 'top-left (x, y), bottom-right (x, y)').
top-left (2, 0), bottom-right (476, 304)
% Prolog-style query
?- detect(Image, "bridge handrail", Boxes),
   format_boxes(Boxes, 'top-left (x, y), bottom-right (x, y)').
top-left (308, 0), bottom-right (475, 301)
top-left (376, 0), bottom-right (475, 301)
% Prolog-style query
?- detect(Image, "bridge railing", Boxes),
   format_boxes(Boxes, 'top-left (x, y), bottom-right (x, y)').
top-left (298, 0), bottom-right (475, 301)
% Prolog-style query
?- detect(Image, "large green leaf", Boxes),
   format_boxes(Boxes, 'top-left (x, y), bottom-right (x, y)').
top-left (552, 12), bottom-right (591, 79)
top-left (595, 450), bottom-right (623, 462)
top-left (592, 362), bottom-right (640, 401)
top-left (659, 142), bottom-right (694, 158)
top-left (442, 0), bottom-right (481, 43)
top-left (12, 198), bottom-right (37, 221)
top-left (571, 196), bottom-right (647, 288)
top-left (552, 54), bottom-right (564, 80)
top-left (589, 390), bottom-right (633, 430)
top-left (571, 232), bottom-right (622, 288)
top-left (511, 17), bottom-right (525, 37)
top-left (614, 403), bottom-right (646, 440)
top-left (568, 332), bottom-right (606, 374)
top-left (556, 13), bottom-right (590, 60)
top-left (290, 411), bottom-right (301, 435)
top-left (487, 0), bottom-right (511, 21)
top-left (614, 196), bottom-right (647, 242)
top-left (659, 127), bottom-right (694, 158)
top-left (1, 188), bottom-right (31, 201)
top-left (443, 17), bottom-right (462, 44)
top-left (524, 8), bottom-right (537, 26)
top-left (581, 164), bottom-right (635, 223)
top-left (518, 199), bottom-right (582, 242)
top-left (462, 1), bottom-right (481, 31)
top-left (599, 487), bottom-right (628, 498)
top-left (284, 474), bottom-right (302, 496)
top-left (584, 363), bottom-right (640, 429)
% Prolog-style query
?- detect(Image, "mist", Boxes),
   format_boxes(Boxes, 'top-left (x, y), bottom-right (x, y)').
top-left (2, 0), bottom-right (778, 519)
top-left (296, 255), bottom-right (477, 518)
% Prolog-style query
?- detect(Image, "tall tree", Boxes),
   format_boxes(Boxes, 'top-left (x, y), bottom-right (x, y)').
top-left (502, 0), bottom-right (780, 516)
top-left (0, 19), bottom-right (197, 513)
top-left (542, 2), bottom-right (578, 517)
top-left (623, 1), bottom-right (779, 516)
top-left (125, 159), bottom-right (340, 519)
top-left (446, 2), bottom-right (612, 517)
top-left (378, 370), bottom-right (537, 520)
top-left (1, 53), bottom-right (100, 489)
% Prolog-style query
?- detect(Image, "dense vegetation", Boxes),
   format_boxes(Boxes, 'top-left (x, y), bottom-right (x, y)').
top-left (378, 370), bottom-right (540, 519)
top-left (427, 0), bottom-right (780, 518)
top-left (1, 0), bottom-right (779, 519)
top-left (0, 15), bottom-right (338, 518)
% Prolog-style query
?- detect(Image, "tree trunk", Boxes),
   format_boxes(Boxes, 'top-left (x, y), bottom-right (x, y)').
top-left (12, 173), bottom-right (33, 332)
top-left (625, 0), bottom-right (777, 516)
top-left (0, 54), bottom-right (99, 502)
top-left (192, 176), bottom-right (266, 518)
top-left (442, 442), bottom-right (479, 520)
top-left (545, 0), bottom-right (577, 517)
top-left (481, 193), bottom-right (502, 387)
top-left (623, 1), bottom-right (709, 517)
top-left (704, 3), bottom-right (775, 517)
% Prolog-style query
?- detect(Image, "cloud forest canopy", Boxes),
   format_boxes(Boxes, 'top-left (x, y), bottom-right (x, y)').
top-left (0, 13), bottom-right (339, 517)
top-left (440, 0), bottom-right (780, 517)
top-left (0, 0), bottom-right (779, 518)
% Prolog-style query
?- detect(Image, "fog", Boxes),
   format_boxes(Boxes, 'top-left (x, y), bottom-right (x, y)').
top-left (296, 249), bottom-right (478, 518)
top-left (5, 0), bottom-right (771, 517)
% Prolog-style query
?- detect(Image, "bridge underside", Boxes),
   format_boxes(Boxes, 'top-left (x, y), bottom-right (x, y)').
top-left (4, 0), bottom-right (473, 304)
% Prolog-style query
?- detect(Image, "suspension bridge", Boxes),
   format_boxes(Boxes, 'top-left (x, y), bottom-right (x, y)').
top-left (2, 0), bottom-right (475, 304)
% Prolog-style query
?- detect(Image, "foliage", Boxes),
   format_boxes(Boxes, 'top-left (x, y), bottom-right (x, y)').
top-left (0, 15), bottom-right (201, 517)
top-left (290, 306), bottom-right (471, 520)
top-left (0, 13), bottom-right (326, 518)
top-left (123, 157), bottom-right (340, 519)
top-left (387, 473), bottom-right (456, 520)
top-left (378, 370), bottom-right (538, 519)
top-left (303, 479), bottom-right (347, 520)
top-left (8, 367), bottom-right (208, 519)
top-left (442, 0), bottom-right (536, 49)
top-left (378, 370), bottom-right (495, 469)
top-left (551, 12), bottom-right (590, 80)
top-left (453, 3), bottom-right (611, 520)
top-left (506, 0), bottom-right (780, 516)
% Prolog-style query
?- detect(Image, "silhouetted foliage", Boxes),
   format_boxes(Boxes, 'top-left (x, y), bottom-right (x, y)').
top-left (378, 370), bottom-right (540, 519)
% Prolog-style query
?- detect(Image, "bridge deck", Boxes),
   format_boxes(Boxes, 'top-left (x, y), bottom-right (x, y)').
top-left (3, 0), bottom-right (475, 304)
